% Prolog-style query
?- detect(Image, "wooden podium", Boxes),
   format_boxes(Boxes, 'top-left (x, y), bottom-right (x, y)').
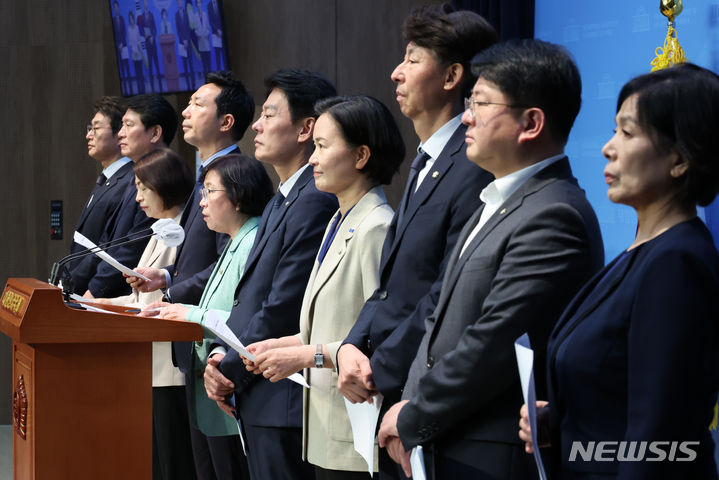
top-left (0, 278), bottom-right (202, 479)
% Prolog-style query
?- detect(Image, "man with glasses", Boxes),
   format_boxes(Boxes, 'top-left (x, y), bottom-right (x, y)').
top-left (67, 96), bottom-right (133, 295)
top-left (377, 39), bottom-right (605, 480)
top-left (127, 70), bottom-right (254, 480)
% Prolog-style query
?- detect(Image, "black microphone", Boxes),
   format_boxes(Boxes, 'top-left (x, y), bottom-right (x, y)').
top-left (49, 219), bottom-right (185, 293)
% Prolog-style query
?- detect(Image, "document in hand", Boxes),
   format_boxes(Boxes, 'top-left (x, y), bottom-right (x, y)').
top-left (344, 394), bottom-right (383, 476)
top-left (514, 333), bottom-right (548, 480)
top-left (73, 231), bottom-right (151, 281)
top-left (204, 310), bottom-right (310, 388)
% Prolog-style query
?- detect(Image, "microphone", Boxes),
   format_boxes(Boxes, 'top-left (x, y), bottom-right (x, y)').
top-left (49, 219), bottom-right (185, 293)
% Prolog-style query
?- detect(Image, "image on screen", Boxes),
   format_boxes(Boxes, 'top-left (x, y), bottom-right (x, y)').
top-left (109, 0), bottom-right (230, 96)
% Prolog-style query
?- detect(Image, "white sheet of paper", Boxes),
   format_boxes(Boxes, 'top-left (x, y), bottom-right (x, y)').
top-left (73, 231), bottom-right (151, 281)
top-left (344, 394), bottom-right (383, 476)
top-left (514, 333), bottom-right (548, 480)
top-left (410, 445), bottom-right (427, 480)
top-left (66, 294), bottom-right (120, 315)
top-left (204, 310), bottom-right (309, 388)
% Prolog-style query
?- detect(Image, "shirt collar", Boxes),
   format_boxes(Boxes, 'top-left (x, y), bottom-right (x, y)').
top-left (278, 163), bottom-right (310, 197)
top-left (228, 216), bottom-right (260, 252)
top-left (417, 114), bottom-right (463, 161)
top-left (102, 156), bottom-right (131, 180)
top-left (201, 144), bottom-right (238, 169)
top-left (480, 154), bottom-right (565, 206)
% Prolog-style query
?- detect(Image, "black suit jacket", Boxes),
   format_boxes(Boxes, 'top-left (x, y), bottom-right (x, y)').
top-left (69, 161), bottom-right (134, 294)
top-left (343, 123), bottom-right (493, 404)
top-left (215, 166), bottom-right (337, 428)
top-left (87, 178), bottom-right (154, 298)
top-left (398, 159), bottom-right (604, 467)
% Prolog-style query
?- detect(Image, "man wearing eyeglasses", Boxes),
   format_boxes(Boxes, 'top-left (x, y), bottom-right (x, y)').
top-left (377, 40), bottom-right (605, 479)
top-left (67, 96), bottom-right (133, 295)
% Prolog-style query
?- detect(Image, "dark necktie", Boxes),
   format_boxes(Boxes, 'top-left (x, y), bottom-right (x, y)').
top-left (267, 192), bottom-right (286, 226)
top-left (97, 173), bottom-right (107, 186)
top-left (397, 150), bottom-right (430, 226)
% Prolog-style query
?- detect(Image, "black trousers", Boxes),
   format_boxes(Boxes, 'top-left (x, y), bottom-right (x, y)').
top-left (243, 424), bottom-right (314, 480)
top-left (189, 421), bottom-right (250, 480)
top-left (315, 465), bottom-right (374, 480)
top-left (153, 386), bottom-right (197, 480)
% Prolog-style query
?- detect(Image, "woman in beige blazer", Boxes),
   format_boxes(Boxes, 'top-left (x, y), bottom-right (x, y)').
top-left (95, 148), bottom-right (196, 476)
top-left (244, 96), bottom-right (405, 479)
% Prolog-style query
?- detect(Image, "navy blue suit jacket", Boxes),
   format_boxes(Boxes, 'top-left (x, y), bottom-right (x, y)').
top-left (69, 161), bottom-right (134, 294)
top-left (87, 179), bottom-right (154, 298)
top-left (216, 166), bottom-right (337, 428)
top-left (547, 217), bottom-right (719, 479)
top-left (343, 123), bottom-right (493, 404)
top-left (169, 148), bottom-right (235, 372)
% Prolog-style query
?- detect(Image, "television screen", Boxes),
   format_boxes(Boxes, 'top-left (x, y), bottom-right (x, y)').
top-left (109, 0), bottom-right (230, 96)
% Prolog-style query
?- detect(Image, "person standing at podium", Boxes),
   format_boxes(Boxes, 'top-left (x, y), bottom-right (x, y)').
top-left (83, 93), bottom-right (177, 299)
top-left (67, 96), bottom-right (133, 295)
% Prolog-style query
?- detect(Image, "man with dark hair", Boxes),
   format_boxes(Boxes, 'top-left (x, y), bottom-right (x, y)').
top-left (83, 93), bottom-right (177, 299)
top-left (175, 0), bottom-right (195, 90)
top-left (207, 0), bottom-right (223, 69)
top-left (336, 5), bottom-right (495, 478)
top-left (129, 71), bottom-right (255, 480)
top-left (140, 0), bottom-right (161, 90)
top-left (68, 96), bottom-right (133, 294)
top-left (377, 39), bottom-right (604, 480)
top-left (203, 69), bottom-right (338, 480)
top-left (112, 2), bottom-right (130, 93)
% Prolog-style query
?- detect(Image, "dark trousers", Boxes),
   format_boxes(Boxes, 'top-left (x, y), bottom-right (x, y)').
top-left (189, 422), bottom-right (249, 480)
top-left (243, 424), bottom-right (314, 480)
top-left (153, 386), bottom-right (197, 480)
top-left (426, 441), bottom-right (538, 480)
top-left (315, 465), bottom-right (374, 480)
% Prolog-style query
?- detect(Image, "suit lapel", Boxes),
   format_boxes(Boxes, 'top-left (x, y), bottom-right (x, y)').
top-left (382, 124), bottom-right (467, 272)
top-left (237, 166), bottom-right (314, 292)
top-left (75, 162), bottom-right (132, 231)
top-left (309, 211), bottom-right (349, 299)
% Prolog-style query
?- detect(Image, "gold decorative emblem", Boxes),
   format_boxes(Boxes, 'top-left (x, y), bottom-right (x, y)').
top-left (12, 374), bottom-right (28, 440)
top-left (2, 289), bottom-right (25, 315)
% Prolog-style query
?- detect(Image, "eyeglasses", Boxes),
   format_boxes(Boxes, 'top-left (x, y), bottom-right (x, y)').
top-left (200, 187), bottom-right (226, 200)
top-left (464, 97), bottom-right (527, 119)
top-left (86, 125), bottom-right (111, 136)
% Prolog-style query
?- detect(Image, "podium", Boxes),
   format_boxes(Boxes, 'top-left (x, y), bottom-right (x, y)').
top-left (159, 33), bottom-right (180, 92)
top-left (0, 278), bottom-right (202, 479)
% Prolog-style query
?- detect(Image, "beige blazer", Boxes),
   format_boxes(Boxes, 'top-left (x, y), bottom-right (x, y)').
top-left (107, 215), bottom-right (185, 388)
top-left (297, 186), bottom-right (393, 472)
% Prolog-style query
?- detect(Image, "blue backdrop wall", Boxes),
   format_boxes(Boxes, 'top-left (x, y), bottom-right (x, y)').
top-left (534, 1), bottom-right (719, 260)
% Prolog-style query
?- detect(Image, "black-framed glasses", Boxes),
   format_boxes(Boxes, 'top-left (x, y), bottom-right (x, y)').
top-left (200, 187), bottom-right (226, 200)
top-left (464, 97), bottom-right (528, 119)
top-left (86, 124), bottom-right (111, 136)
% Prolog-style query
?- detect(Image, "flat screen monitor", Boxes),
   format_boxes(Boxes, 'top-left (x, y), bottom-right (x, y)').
top-left (109, 0), bottom-right (230, 96)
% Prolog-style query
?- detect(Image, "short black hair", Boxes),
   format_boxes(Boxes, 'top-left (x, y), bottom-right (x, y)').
top-left (133, 148), bottom-right (194, 210)
top-left (264, 69), bottom-right (337, 123)
top-left (201, 154), bottom-right (274, 217)
top-left (125, 94), bottom-right (178, 146)
top-left (205, 71), bottom-right (255, 141)
top-left (617, 63), bottom-right (719, 207)
top-left (94, 96), bottom-right (126, 135)
top-left (404, 3), bottom-right (498, 97)
top-left (471, 39), bottom-right (581, 145)
top-left (314, 95), bottom-right (405, 185)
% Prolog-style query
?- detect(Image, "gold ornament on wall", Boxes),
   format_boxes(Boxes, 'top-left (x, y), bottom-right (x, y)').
top-left (651, 0), bottom-right (687, 71)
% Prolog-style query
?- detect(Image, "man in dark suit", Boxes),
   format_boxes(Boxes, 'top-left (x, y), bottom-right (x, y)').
top-left (336, 6), bottom-right (495, 477)
top-left (68, 96), bottom-right (132, 294)
top-left (378, 40), bottom-right (605, 480)
top-left (203, 69), bottom-right (338, 480)
top-left (83, 94), bottom-right (177, 299)
top-left (207, 0), bottom-right (223, 69)
top-left (127, 71), bottom-right (255, 480)
top-left (140, 0), bottom-right (161, 90)
top-left (175, 0), bottom-right (195, 90)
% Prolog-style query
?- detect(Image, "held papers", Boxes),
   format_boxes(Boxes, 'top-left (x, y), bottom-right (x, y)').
top-left (344, 394), bottom-right (383, 476)
top-left (204, 310), bottom-right (309, 389)
top-left (514, 333), bottom-right (548, 480)
top-left (73, 231), bottom-right (151, 281)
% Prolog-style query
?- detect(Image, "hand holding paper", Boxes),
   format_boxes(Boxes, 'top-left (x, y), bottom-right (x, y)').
top-left (73, 231), bottom-right (151, 281)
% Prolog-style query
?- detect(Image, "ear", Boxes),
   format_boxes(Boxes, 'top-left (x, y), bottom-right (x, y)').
top-left (354, 145), bottom-right (371, 171)
top-left (517, 108), bottom-right (546, 144)
top-left (297, 117), bottom-right (315, 144)
top-left (670, 153), bottom-right (689, 178)
top-left (149, 125), bottom-right (163, 144)
top-left (443, 63), bottom-right (464, 92)
top-left (219, 113), bottom-right (235, 135)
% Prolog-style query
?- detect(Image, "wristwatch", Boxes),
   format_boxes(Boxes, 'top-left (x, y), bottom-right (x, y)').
top-left (314, 344), bottom-right (324, 368)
